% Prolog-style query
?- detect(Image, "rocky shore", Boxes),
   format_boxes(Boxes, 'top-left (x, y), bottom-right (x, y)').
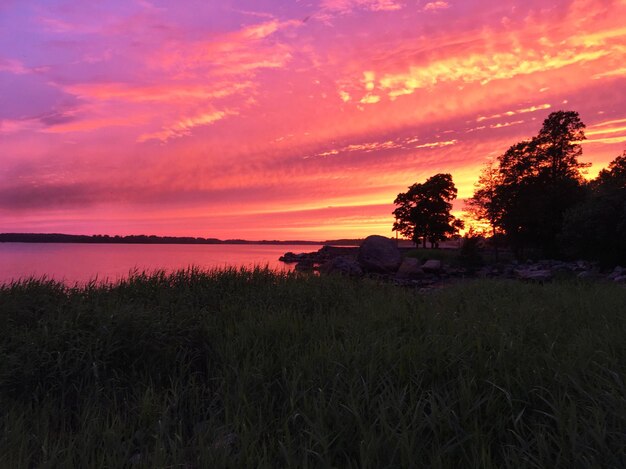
top-left (280, 235), bottom-right (626, 291)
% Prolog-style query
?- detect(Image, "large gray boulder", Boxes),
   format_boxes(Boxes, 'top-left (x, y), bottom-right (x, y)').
top-left (357, 235), bottom-right (402, 273)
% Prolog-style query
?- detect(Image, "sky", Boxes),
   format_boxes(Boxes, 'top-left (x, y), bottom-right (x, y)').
top-left (1, 0), bottom-right (626, 240)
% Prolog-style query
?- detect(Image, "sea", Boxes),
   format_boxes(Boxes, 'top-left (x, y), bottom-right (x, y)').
top-left (0, 243), bottom-right (322, 285)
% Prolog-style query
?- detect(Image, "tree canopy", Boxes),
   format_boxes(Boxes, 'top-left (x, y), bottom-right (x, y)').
top-left (468, 110), bottom-right (589, 257)
top-left (560, 151), bottom-right (626, 265)
top-left (393, 173), bottom-right (463, 248)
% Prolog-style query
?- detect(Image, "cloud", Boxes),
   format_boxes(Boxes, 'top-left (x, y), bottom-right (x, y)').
top-left (477, 103), bottom-right (551, 122)
top-left (377, 48), bottom-right (611, 99)
top-left (589, 117), bottom-right (626, 128)
top-left (413, 139), bottom-right (457, 149)
top-left (0, 109), bottom-right (79, 134)
top-left (489, 120), bottom-right (525, 129)
top-left (423, 1), bottom-right (450, 11)
top-left (42, 116), bottom-right (146, 134)
top-left (593, 68), bottom-right (626, 79)
top-left (360, 94), bottom-right (381, 104)
top-left (0, 119), bottom-right (40, 134)
top-left (584, 118), bottom-right (626, 144)
top-left (586, 126), bottom-right (626, 137)
top-left (0, 58), bottom-right (48, 75)
top-left (137, 110), bottom-right (232, 142)
top-left (0, 58), bottom-right (29, 74)
top-left (63, 81), bottom-right (253, 104)
top-left (309, 136), bottom-right (457, 159)
top-left (154, 19), bottom-right (301, 75)
top-left (584, 135), bottom-right (626, 145)
top-left (320, 0), bottom-right (403, 14)
top-left (2, 0), bottom-right (626, 239)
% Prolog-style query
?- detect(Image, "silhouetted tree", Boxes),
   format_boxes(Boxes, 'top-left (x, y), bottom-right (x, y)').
top-left (560, 151), bottom-right (626, 265)
top-left (393, 173), bottom-right (464, 248)
top-left (596, 152), bottom-right (626, 189)
top-left (492, 111), bottom-right (589, 257)
top-left (465, 159), bottom-right (504, 259)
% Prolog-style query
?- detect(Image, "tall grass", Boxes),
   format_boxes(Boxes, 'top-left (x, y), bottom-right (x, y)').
top-left (1, 267), bottom-right (625, 468)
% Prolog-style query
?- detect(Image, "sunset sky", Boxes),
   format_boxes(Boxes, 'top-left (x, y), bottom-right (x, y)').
top-left (2, 0), bottom-right (626, 240)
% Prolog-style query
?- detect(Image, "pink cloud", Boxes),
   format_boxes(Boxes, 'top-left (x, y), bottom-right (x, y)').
top-left (423, 1), bottom-right (450, 11)
top-left (137, 110), bottom-right (233, 142)
top-left (321, 0), bottom-right (403, 13)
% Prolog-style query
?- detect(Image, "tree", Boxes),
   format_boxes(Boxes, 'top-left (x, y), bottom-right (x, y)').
top-left (491, 110), bottom-right (589, 257)
top-left (392, 173), bottom-right (464, 248)
top-left (560, 151), bottom-right (626, 265)
top-left (535, 110), bottom-right (587, 181)
top-left (596, 152), bottom-right (626, 189)
top-left (465, 159), bottom-right (504, 259)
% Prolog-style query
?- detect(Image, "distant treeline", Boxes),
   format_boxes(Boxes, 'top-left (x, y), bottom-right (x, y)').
top-left (0, 233), bottom-right (364, 246)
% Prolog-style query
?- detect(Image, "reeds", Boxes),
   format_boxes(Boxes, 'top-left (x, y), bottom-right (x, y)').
top-left (1, 267), bottom-right (625, 467)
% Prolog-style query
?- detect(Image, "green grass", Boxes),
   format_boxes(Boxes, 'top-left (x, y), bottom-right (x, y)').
top-left (1, 268), bottom-right (625, 468)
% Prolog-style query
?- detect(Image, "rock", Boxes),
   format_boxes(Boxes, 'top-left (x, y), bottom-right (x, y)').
top-left (551, 263), bottom-right (573, 273)
top-left (446, 267), bottom-right (467, 277)
top-left (295, 259), bottom-right (314, 271)
top-left (515, 269), bottom-right (553, 282)
top-left (279, 252), bottom-right (308, 263)
top-left (476, 267), bottom-right (491, 278)
top-left (422, 259), bottom-right (443, 273)
top-left (614, 275), bottom-right (626, 283)
top-left (317, 245), bottom-right (358, 260)
top-left (280, 246), bottom-right (359, 265)
top-left (357, 235), bottom-right (402, 273)
top-left (320, 256), bottom-right (363, 276)
top-left (609, 266), bottom-right (624, 279)
top-left (395, 258), bottom-right (425, 279)
top-left (577, 271), bottom-right (599, 280)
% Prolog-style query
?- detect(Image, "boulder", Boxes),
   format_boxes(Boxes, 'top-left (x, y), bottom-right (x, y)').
top-left (422, 259), bottom-right (443, 273)
top-left (294, 259), bottom-right (315, 271)
top-left (515, 269), bottom-right (553, 282)
top-left (279, 252), bottom-right (309, 263)
top-left (395, 258), bottom-right (425, 280)
top-left (614, 275), bottom-right (626, 284)
top-left (357, 235), bottom-right (402, 273)
top-left (577, 271), bottom-right (600, 280)
top-left (551, 263), bottom-right (573, 273)
top-left (317, 245), bottom-right (358, 260)
top-left (609, 266), bottom-right (624, 280)
top-left (320, 256), bottom-right (363, 276)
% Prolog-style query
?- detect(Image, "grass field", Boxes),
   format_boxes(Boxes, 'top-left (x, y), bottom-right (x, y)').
top-left (1, 268), bottom-right (625, 468)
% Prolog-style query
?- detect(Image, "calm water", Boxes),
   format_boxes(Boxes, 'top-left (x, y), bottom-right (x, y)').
top-left (0, 243), bottom-right (322, 285)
